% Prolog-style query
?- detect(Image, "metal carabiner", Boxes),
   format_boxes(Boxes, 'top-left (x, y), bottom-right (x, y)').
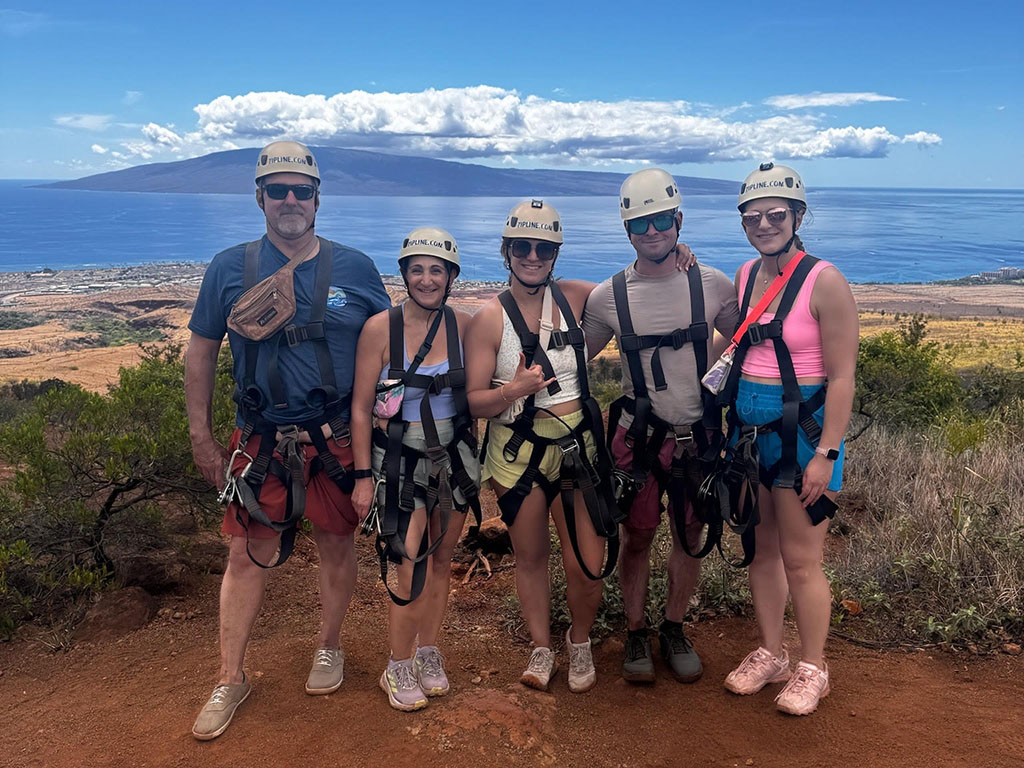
top-left (217, 448), bottom-right (254, 506)
top-left (360, 476), bottom-right (386, 537)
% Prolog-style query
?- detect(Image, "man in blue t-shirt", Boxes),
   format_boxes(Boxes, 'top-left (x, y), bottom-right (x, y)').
top-left (185, 141), bottom-right (389, 741)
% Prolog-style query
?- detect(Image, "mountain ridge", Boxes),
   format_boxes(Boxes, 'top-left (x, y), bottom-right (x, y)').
top-left (39, 146), bottom-right (737, 196)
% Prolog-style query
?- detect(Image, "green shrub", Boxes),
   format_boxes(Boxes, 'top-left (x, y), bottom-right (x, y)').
top-left (0, 345), bottom-right (235, 636)
top-left (855, 314), bottom-right (964, 433)
top-left (67, 315), bottom-right (165, 347)
top-left (0, 311), bottom-right (45, 331)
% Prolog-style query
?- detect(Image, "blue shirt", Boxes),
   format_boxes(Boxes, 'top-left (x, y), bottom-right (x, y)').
top-left (189, 235), bottom-right (390, 425)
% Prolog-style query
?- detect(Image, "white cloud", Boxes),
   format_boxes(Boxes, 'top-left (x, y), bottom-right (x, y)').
top-left (54, 113), bottom-right (113, 131)
top-left (123, 90), bottom-right (143, 105)
top-left (90, 144), bottom-right (108, 154)
top-left (0, 9), bottom-right (47, 36)
top-left (764, 92), bottom-right (904, 109)
top-left (900, 131), bottom-right (942, 146)
top-left (109, 86), bottom-right (941, 166)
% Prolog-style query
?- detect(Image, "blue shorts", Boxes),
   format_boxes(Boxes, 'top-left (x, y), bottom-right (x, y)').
top-left (734, 379), bottom-right (844, 492)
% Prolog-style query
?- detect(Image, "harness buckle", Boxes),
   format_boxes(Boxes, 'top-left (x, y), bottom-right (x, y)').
top-left (284, 324), bottom-right (302, 347)
top-left (670, 328), bottom-right (689, 349)
top-left (746, 323), bottom-right (765, 346)
top-left (557, 437), bottom-right (580, 456)
top-left (673, 427), bottom-right (694, 444)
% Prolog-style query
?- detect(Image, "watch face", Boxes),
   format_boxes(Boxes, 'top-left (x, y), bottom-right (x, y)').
top-left (825, 448), bottom-right (839, 461)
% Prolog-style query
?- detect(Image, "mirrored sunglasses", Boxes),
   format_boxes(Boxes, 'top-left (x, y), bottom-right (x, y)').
top-left (740, 208), bottom-right (789, 228)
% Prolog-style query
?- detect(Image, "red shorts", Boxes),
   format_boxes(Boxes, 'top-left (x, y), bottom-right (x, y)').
top-left (610, 423), bottom-right (696, 532)
top-left (222, 428), bottom-right (358, 539)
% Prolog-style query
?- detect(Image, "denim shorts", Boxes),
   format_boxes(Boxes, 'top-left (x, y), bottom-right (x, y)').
top-left (735, 379), bottom-right (844, 492)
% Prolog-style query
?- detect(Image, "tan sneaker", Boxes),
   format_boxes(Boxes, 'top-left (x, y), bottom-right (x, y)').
top-left (566, 628), bottom-right (597, 694)
top-left (724, 646), bottom-right (791, 695)
top-left (192, 675), bottom-right (251, 741)
top-left (775, 661), bottom-right (830, 715)
top-left (305, 647), bottom-right (345, 695)
top-left (520, 646), bottom-right (557, 691)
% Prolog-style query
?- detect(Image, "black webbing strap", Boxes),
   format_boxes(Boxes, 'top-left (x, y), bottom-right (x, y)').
top-left (611, 266), bottom-right (709, 485)
top-left (377, 304), bottom-right (482, 605)
top-left (233, 429), bottom-right (305, 569)
top-left (230, 238), bottom-right (354, 569)
top-left (494, 283), bottom-right (621, 580)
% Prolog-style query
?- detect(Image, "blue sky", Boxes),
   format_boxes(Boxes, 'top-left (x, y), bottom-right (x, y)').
top-left (1, 1), bottom-right (1020, 188)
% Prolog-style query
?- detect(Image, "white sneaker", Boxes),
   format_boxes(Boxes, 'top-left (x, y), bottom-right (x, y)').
top-left (566, 627), bottom-right (597, 693)
top-left (520, 646), bottom-right (557, 691)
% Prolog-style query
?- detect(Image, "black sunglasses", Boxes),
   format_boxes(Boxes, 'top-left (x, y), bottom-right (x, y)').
top-left (509, 239), bottom-right (558, 262)
top-left (626, 212), bottom-right (676, 236)
top-left (262, 183), bottom-right (317, 201)
top-left (740, 208), bottom-right (789, 228)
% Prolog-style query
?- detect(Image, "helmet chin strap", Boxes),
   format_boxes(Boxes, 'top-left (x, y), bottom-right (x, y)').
top-left (507, 256), bottom-right (553, 295)
top-left (648, 244), bottom-right (676, 265)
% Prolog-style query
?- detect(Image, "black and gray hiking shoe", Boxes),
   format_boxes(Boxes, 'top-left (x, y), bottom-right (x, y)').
top-left (622, 629), bottom-right (655, 683)
top-left (658, 621), bottom-right (702, 683)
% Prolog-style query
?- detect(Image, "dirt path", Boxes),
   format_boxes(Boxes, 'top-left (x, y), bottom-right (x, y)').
top-left (1, 535), bottom-right (1022, 768)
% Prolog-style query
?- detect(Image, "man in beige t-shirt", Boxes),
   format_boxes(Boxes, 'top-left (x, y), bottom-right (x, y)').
top-left (583, 168), bottom-right (739, 685)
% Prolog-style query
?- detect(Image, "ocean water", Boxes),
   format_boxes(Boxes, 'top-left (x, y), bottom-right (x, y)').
top-left (1, 180), bottom-right (1022, 283)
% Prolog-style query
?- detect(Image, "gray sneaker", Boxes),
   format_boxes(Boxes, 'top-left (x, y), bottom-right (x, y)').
top-left (658, 622), bottom-right (703, 683)
top-left (192, 674), bottom-right (251, 741)
top-left (414, 645), bottom-right (450, 696)
top-left (622, 631), bottom-right (655, 683)
top-left (379, 658), bottom-right (428, 712)
top-left (305, 647), bottom-right (345, 695)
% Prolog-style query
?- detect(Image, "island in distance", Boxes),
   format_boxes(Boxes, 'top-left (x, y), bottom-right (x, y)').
top-left (38, 146), bottom-right (737, 197)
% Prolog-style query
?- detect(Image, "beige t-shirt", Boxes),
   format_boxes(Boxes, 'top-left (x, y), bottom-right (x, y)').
top-left (583, 262), bottom-right (740, 428)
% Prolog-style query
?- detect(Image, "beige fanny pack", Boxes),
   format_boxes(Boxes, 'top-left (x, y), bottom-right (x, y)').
top-left (227, 237), bottom-right (321, 341)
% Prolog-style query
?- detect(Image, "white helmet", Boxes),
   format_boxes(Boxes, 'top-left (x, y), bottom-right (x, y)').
top-left (502, 199), bottom-right (563, 244)
top-left (619, 168), bottom-right (681, 220)
top-left (255, 140), bottom-right (320, 184)
top-left (398, 226), bottom-right (460, 277)
top-left (737, 162), bottom-right (805, 210)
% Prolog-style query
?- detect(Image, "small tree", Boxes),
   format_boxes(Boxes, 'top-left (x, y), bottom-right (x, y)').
top-left (853, 314), bottom-right (963, 436)
top-left (0, 345), bottom-right (235, 635)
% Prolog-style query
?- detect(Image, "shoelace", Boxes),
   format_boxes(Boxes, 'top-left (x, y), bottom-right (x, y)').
top-left (625, 634), bottom-right (649, 661)
top-left (736, 650), bottom-right (777, 680)
top-left (527, 649), bottom-right (552, 674)
top-left (663, 629), bottom-right (693, 655)
top-left (390, 662), bottom-right (419, 690)
top-left (205, 688), bottom-right (228, 708)
top-left (314, 648), bottom-right (338, 668)
top-left (569, 642), bottom-right (593, 673)
top-left (776, 666), bottom-right (821, 700)
top-left (418, 648), bottom-right (444, 677)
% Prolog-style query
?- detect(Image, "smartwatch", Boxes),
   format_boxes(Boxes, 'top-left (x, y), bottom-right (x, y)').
top-left (814, 447), bottom-right (839, 461)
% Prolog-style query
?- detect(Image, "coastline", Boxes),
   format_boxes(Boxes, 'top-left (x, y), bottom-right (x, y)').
top-left (1, 262), bottom-right (1022, 392)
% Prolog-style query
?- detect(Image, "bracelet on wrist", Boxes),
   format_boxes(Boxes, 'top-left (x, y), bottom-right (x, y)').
top-left (499, 383), bottom-right (512, 403)
top-left (351, 468), bottom-right (373, 479)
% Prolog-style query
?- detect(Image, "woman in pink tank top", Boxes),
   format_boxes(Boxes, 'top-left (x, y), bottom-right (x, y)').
top-left (721, 164), bottom-right (858, 716)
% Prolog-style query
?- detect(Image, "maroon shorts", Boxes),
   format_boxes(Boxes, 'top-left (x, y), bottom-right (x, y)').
top-left (222, 428), bottom-right (358, 539)
top-left (610, 423), bottom-right (697, 532)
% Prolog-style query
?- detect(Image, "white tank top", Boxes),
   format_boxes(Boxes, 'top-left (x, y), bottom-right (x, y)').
top-left (493, 301), bottom-right (585, 408)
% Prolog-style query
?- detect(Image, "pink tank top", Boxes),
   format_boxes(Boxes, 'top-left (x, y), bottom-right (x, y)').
top-left (738, 259), bottom-right (831, 379)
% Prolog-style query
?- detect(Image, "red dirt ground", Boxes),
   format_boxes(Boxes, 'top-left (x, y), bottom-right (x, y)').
top-left (1, 531), bottom-right (1022, 768)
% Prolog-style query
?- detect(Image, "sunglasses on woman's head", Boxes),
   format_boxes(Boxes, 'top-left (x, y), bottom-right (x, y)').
top-left (509, 239), bottom-right (558, 261)
top-left (626, 212), bottom-right (676, 236)
top-left (740, 208), bottom-right (789, 228)
top-left (262, 183), bottom-right (317, 201)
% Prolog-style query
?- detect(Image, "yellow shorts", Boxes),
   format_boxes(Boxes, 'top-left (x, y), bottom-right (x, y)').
top-left (482, 409), bottom-right (597, 491)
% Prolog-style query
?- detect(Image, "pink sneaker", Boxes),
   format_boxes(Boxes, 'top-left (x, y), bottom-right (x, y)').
top-left (724, 646), bottom-right (791, 695)
top-left (775, 661), bottom-right (830, 715)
